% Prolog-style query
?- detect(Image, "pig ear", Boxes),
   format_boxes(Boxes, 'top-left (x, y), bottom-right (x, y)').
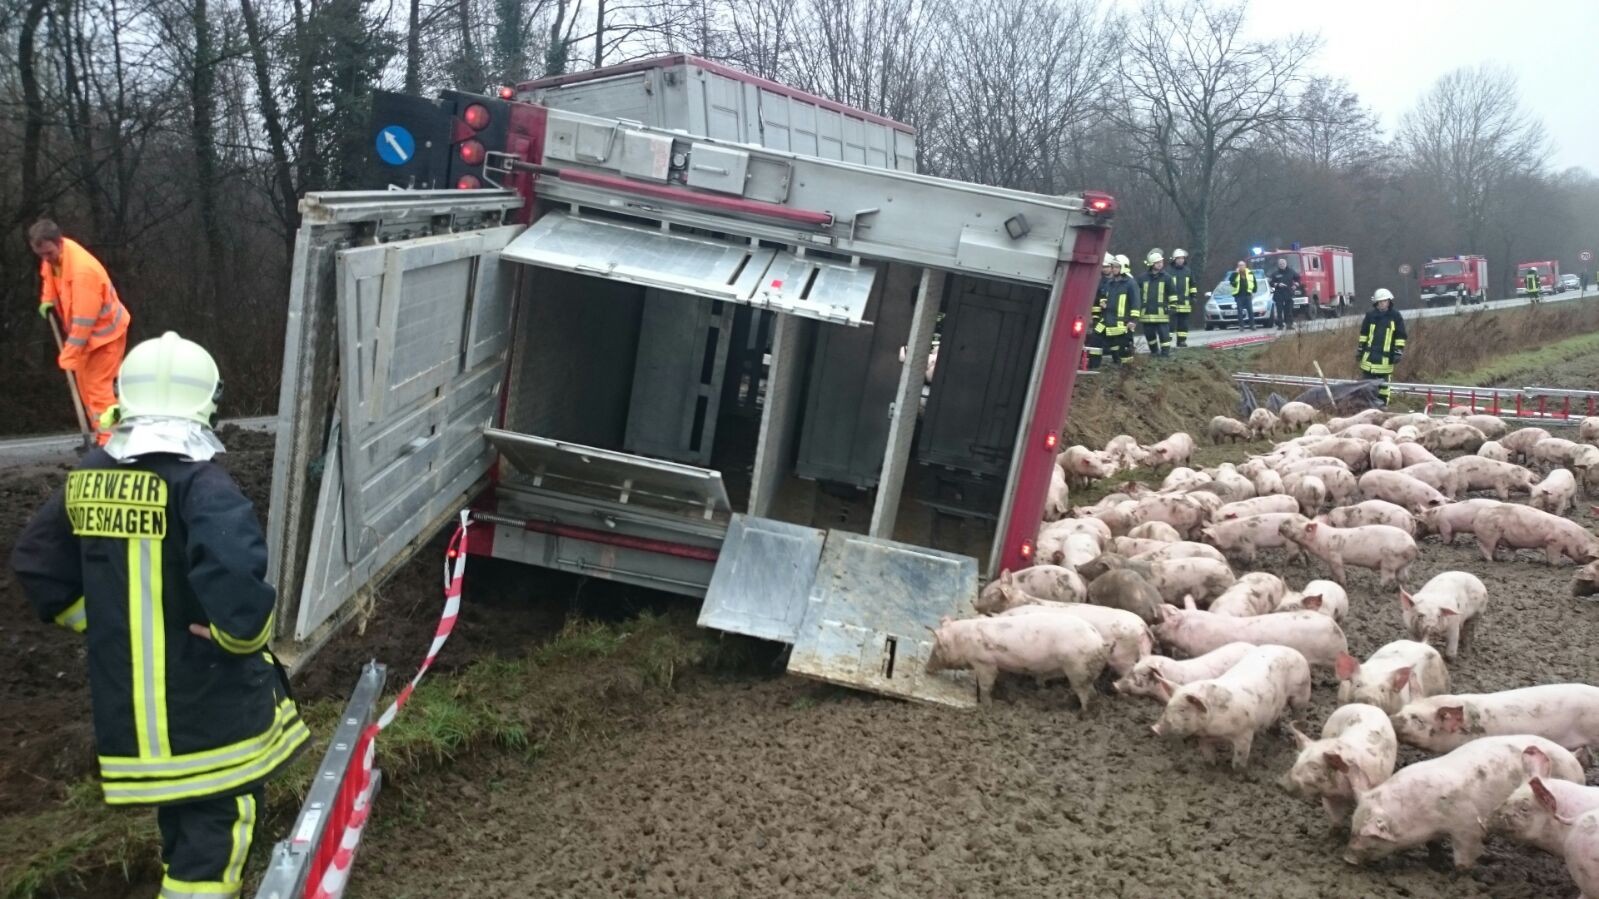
top-left (1183, 693), bottom-right (1208, 714)
top-left (1000, 569), bottom-right (1014, 585)
top-left (1301, 594), bottom-right (1323, 611)
top-left (1335, 653), bottom-right (1359, 681)
top-left (1439, 607), bottom-right (1459, 617)
top-left (1322, 751), bottom-right (1349, 773)
top-left (1152, 674), bottom-right (1177, 703)
top-left (1523, 745), bottom-right (1552, 780)
top-left (1529, 777), bottom-right (1573, 824)
top-left (1436, 706), bottom-right (1465, 733)
top-left (1183, 593), bottom-right (1198, 611)
top-left (1399, 590), bottom-right (1414, 611)
top-left (1388, 666), bottom-right (1414, 692)
top-left (1288, 721), bottom-right (1312, 749)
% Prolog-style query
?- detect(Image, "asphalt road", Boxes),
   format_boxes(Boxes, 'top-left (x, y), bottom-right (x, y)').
top-left (1184, 284), bottom-right (1597, 349)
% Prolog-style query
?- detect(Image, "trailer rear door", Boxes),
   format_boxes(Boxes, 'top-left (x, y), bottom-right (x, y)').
top-left (267, 191), bottom-right (523, 655)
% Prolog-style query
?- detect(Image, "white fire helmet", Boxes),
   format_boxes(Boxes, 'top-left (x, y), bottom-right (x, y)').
top-left (1373, 288), bottom-right (1394, 304)
top-left (1103, 252), bottom-right (1117, 267)
top-left (1172, 248), bottom-right (1188, 260)
top-left (1116, 254), bottom-right (1131, 270)
top-left (1146, 249), bottom-right (1164, 266)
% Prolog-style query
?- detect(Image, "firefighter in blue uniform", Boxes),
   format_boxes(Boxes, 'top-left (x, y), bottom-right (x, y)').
top-left (12, 332), bottom-right (308, 899)
top-left (1356, 289), bottom-right (1407, 407)
top-left (1086, 253), bottom-right (1113, 368)
top-left (1103, 255), bottom-right (1139, 364)
top-left (1139, 249), bottom-right (1176, 357)
top-left (1167, 248), bottom-right (1197, 347)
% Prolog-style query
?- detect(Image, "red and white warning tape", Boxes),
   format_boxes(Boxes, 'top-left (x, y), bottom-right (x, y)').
top-left (305, 509), bottom-right (470, 899)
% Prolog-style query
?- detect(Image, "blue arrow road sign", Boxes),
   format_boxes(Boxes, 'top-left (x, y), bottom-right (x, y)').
top-left (375, 125), bottom-right (415, 166)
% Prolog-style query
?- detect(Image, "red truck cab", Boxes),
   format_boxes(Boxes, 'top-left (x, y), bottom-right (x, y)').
top-left (1420, 255), bottom-right (1489, 306)
top-left (1248, 245), bottom-right (1355, 317)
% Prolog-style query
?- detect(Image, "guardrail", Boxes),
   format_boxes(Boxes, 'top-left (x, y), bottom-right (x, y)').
top-left (254, 662), bottom-right (387, 899)
top-left (1233, 372), bottom-right (1599, 424)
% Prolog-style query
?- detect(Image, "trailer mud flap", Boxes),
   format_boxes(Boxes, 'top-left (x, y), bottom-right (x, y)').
top-left (699, 518), bottom-right (978, 708)
top-left (788, 532), bottom-right (977, 708)
top-left (698, 515), bottom-right (826, 643)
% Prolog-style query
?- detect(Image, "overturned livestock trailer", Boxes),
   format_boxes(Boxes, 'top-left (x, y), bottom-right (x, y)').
top-left (265, 56), bottom-right (1114, 709)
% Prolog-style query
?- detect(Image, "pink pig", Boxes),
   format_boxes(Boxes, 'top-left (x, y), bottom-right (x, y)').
top-left (1391, 684), bottom-right (1599, 753)
top-left (1153, 603), bottom-right (1348, 669)
top-left (1343, 738), bottom-right (1584, 868)
top-left (1417, 498), bottom-right (1502, 544)
top-left (1215, 495), bottom-right (1300, 521)
top-left (1524, 783), bottom-right (1599, 896)
top-left (1399, 571), bottom-right (1488, 661)
top-left (925, 614), bottom-right (1108, 708)
top-left (1149, 645), bottom-right (1312, 769)
top-left (1492, 776), bottom-right (1599, 857)
top-left (1319, 500), bottom-right (1417, 536)
top-left (1334, 640), bottom-right (1449, 714)
top-left (1474, 503), bottom-right (1599, 566)
top-left (998, 603), bottom-right (1153, 675)
top-left (1111, 642), bottom-right (1256, 702)
top-left (1284, 703), bottom-right (1397, 824)
top-left (1278, 518), bottom-right (1418, 588)
top-left (1358, 469), bottom-right (1448, 513)
top-left (1530, 468), bottom-right (1577, 517)
top-left (1201, 513), bottom-right (1307, 565)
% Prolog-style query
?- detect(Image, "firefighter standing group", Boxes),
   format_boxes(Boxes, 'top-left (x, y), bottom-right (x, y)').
top-left (1086, 247), bottom-right (1199, 368)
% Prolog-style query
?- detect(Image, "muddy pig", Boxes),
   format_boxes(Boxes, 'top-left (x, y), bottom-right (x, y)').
top-left (1112, 538), bottom-right (1227, 564)
top-left (1278, 518), bottom-right (1418, 588)
top-left (1419, 422), bottom-right (1488, 454)
top-left (1206, 572), bottom-right (1288, 616)
top-left (1532, 437), bottom-right (1586, 471)
top-left (1395, 441), bottom-right (1441, 468)
top-left (1208, 415), bottom-right (1250, 444)
top-left (1493, 777), bottom-right (1599, 857)
top-left (1128, 494), bottom-right (1209, 540)
top-left (1103, 434), bottom-right (1150, 469)
top-left (1127, 521), bottom-right (1181, 542)
top-left (1215, 495), bottom-right (1299, 521)
top-left (1392, 684), bottom-right (1599, 753)
top-left (1300, 437), bottom-right (1373, 471)
top-left (1087, 569), bottom-right (1164, 624)
top-left (1529, 468), bottom-right (1577, 516)
top-left (1111, 642), bottom-right (1255, 702)
top-left (1575, 561), bottom-right (1599, 598)
top-left (1477, 440), bottom-right (1511, 462)
top-left (1417, 498), bottom-right (1502, 544)
top-left (1555, 807), bottom-right (1599, 899)
top-left (1335, 640), bottom-right (1448, 714)
top-left (1474, 503), bottom-right (1599, 565)
top-left (1248, 407), bottom-right (1281, 439)
top-left (1278, 401), bottom-right (1318, 429)
top-left (1342, 737), bottom-right (1584, 868)
top-left (1447, 455), bottom-right (1538, 500)
top-left (1369, 442), bottom-right (1403, 471)
top-left (1359, 469), bottom-right (1448, 513)
top-left (998, 604), bottom-right (1152, 675)
top-left (1501, 426), bottom-right (1552, 461)
top-left (1273, 579), bottom-right (1348, 622)
top-left (1582, 417), bottom-right (1599, 444)
top-left (1285, 704), bottom-right (1397, 824)
top-left (1150, 645), bottom-right (1312, 769)
top-left (1140, 432), bottom-right (1196, 470)
top-left (974, 566), bottom-right (1087, 613)
top-left (1320, 500), bottom-right (1417, 536)
top-left (1201, 512), bottom-right (1308, 565)
top-left (1251, 467), bottom-right (1284, 497)
top-left (1058, 445), bottom-right (1118, 487)
top-left (1400, 571), bottom-right (1487, 661)
top-left (1397, 460), bottom-right (1459, 500)
top-left (1291, 474), bottom-right (1327, 516)
top-left (926, 614), bottom-right (1108, 708)
top-left (1154, 603), bottom-right (1348, 669)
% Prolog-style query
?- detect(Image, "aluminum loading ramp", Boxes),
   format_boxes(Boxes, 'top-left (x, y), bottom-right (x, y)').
top-left (699, 514), bottom-right (978, 708)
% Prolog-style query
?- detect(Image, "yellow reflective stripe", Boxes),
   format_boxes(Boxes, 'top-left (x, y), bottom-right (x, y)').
top-left (159, 878), bottom-right (239, 898)
top-left (54, 596), bottom-right (88, 633)
top-left (100, 698), bottom-right (299, 778)
top-left (129, 540), bottom-right (169, 758)
top-left (222, 794), bottom-right (256, 885)
top-left (102, 718), bottom-right (309, 805)
top-left (210, 612), bottom-right (273, 655)
top-left (1383, 324), bottom-right (1395, 352)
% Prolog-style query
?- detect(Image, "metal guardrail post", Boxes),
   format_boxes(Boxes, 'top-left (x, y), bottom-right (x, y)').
top-left (254, 662), bottom-right (388, 899)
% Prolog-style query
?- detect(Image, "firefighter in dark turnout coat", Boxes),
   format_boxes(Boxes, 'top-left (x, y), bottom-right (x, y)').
top-left (1357, 289), bottom-right (1408, 407)
top-left (1088, 255), bottom-right (1138, 367)
top-left (1167, 248), bottom-right (1198, 347)
top-left (1139, 249), bottom-right (1177, 356)
top-left (12, 332), bottom-right (307, 899)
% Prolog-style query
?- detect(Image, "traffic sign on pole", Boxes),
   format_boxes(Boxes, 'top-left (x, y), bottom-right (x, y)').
top-left (1398, 263), bottom-right (1412, 276)
top-left (1582, 250), bottom-right (1593, 262)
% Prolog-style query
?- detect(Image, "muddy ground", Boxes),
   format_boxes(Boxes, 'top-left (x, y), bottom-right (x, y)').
top-left (343, 520), bottom-right (1599, 899)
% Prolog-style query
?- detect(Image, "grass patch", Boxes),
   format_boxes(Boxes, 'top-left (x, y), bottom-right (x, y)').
top-left (0, 611), bottom-right (749, 898)
top-left (1067, 352), bottom-right (1250, 448)
top-left (1250, 302), bottom-right (1599, 386)
top-left (1433, 329), bottom-right (1599, 390)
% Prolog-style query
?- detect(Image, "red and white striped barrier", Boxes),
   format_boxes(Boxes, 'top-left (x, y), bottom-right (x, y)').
top-left (304, 510), bottom-right (470, 899)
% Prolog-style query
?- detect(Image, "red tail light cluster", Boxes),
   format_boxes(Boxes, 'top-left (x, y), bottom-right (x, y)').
top-left (456, 174), bottom-right (482, 190)
top-left (458, 139), bottom-right (485, 166)
top-left (463, 103), bottom-right (491, 130)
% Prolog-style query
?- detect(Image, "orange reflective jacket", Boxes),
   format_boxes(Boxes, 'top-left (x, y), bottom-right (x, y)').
top-left (40, 238), bottom-right (130, 371)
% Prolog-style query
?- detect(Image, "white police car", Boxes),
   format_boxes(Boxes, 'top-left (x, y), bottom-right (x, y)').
top-left (1203, 275), bottom-right (1274, 329)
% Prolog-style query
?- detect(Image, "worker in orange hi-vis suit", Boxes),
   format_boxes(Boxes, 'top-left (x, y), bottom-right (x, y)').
top-left (29, 219), bottom-right (131, 445)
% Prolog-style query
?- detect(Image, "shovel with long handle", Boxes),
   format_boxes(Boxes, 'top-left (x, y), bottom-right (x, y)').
top-left (1312, 360), bottom-right (1339, 411)
top-left (47, 313), bottom-right (95, 451)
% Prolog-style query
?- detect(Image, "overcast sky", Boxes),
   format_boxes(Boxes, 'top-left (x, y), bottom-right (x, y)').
top-left (1164, 0), bottom-right (1599, 173)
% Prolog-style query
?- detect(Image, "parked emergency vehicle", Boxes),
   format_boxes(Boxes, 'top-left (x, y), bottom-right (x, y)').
top-left (1517, 260), bottom-right (1561, 295)
top-left (1419, 255), bottom-right (1489, 306)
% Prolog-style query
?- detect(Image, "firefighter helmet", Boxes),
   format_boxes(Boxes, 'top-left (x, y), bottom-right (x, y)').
top-left (115, 332), bottom-right (222, 426)
top-left (1146, 249), bottom-right (1164, 265)
top-left (1372, 288), bottom-right (1394, 304)
top-left (1116, 254), bottom-right (1131, 270)
top-left (1103, 252), bottom-right (1116, 267)
top-left (1172, 248), bottom-right (1188, 259)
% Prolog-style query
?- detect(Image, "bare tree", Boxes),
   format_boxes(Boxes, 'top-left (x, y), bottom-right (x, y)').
top-left (1111, 0), bottom-right (1318, 276)
top-left (1400, 64), bottom-right (1550, 253)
